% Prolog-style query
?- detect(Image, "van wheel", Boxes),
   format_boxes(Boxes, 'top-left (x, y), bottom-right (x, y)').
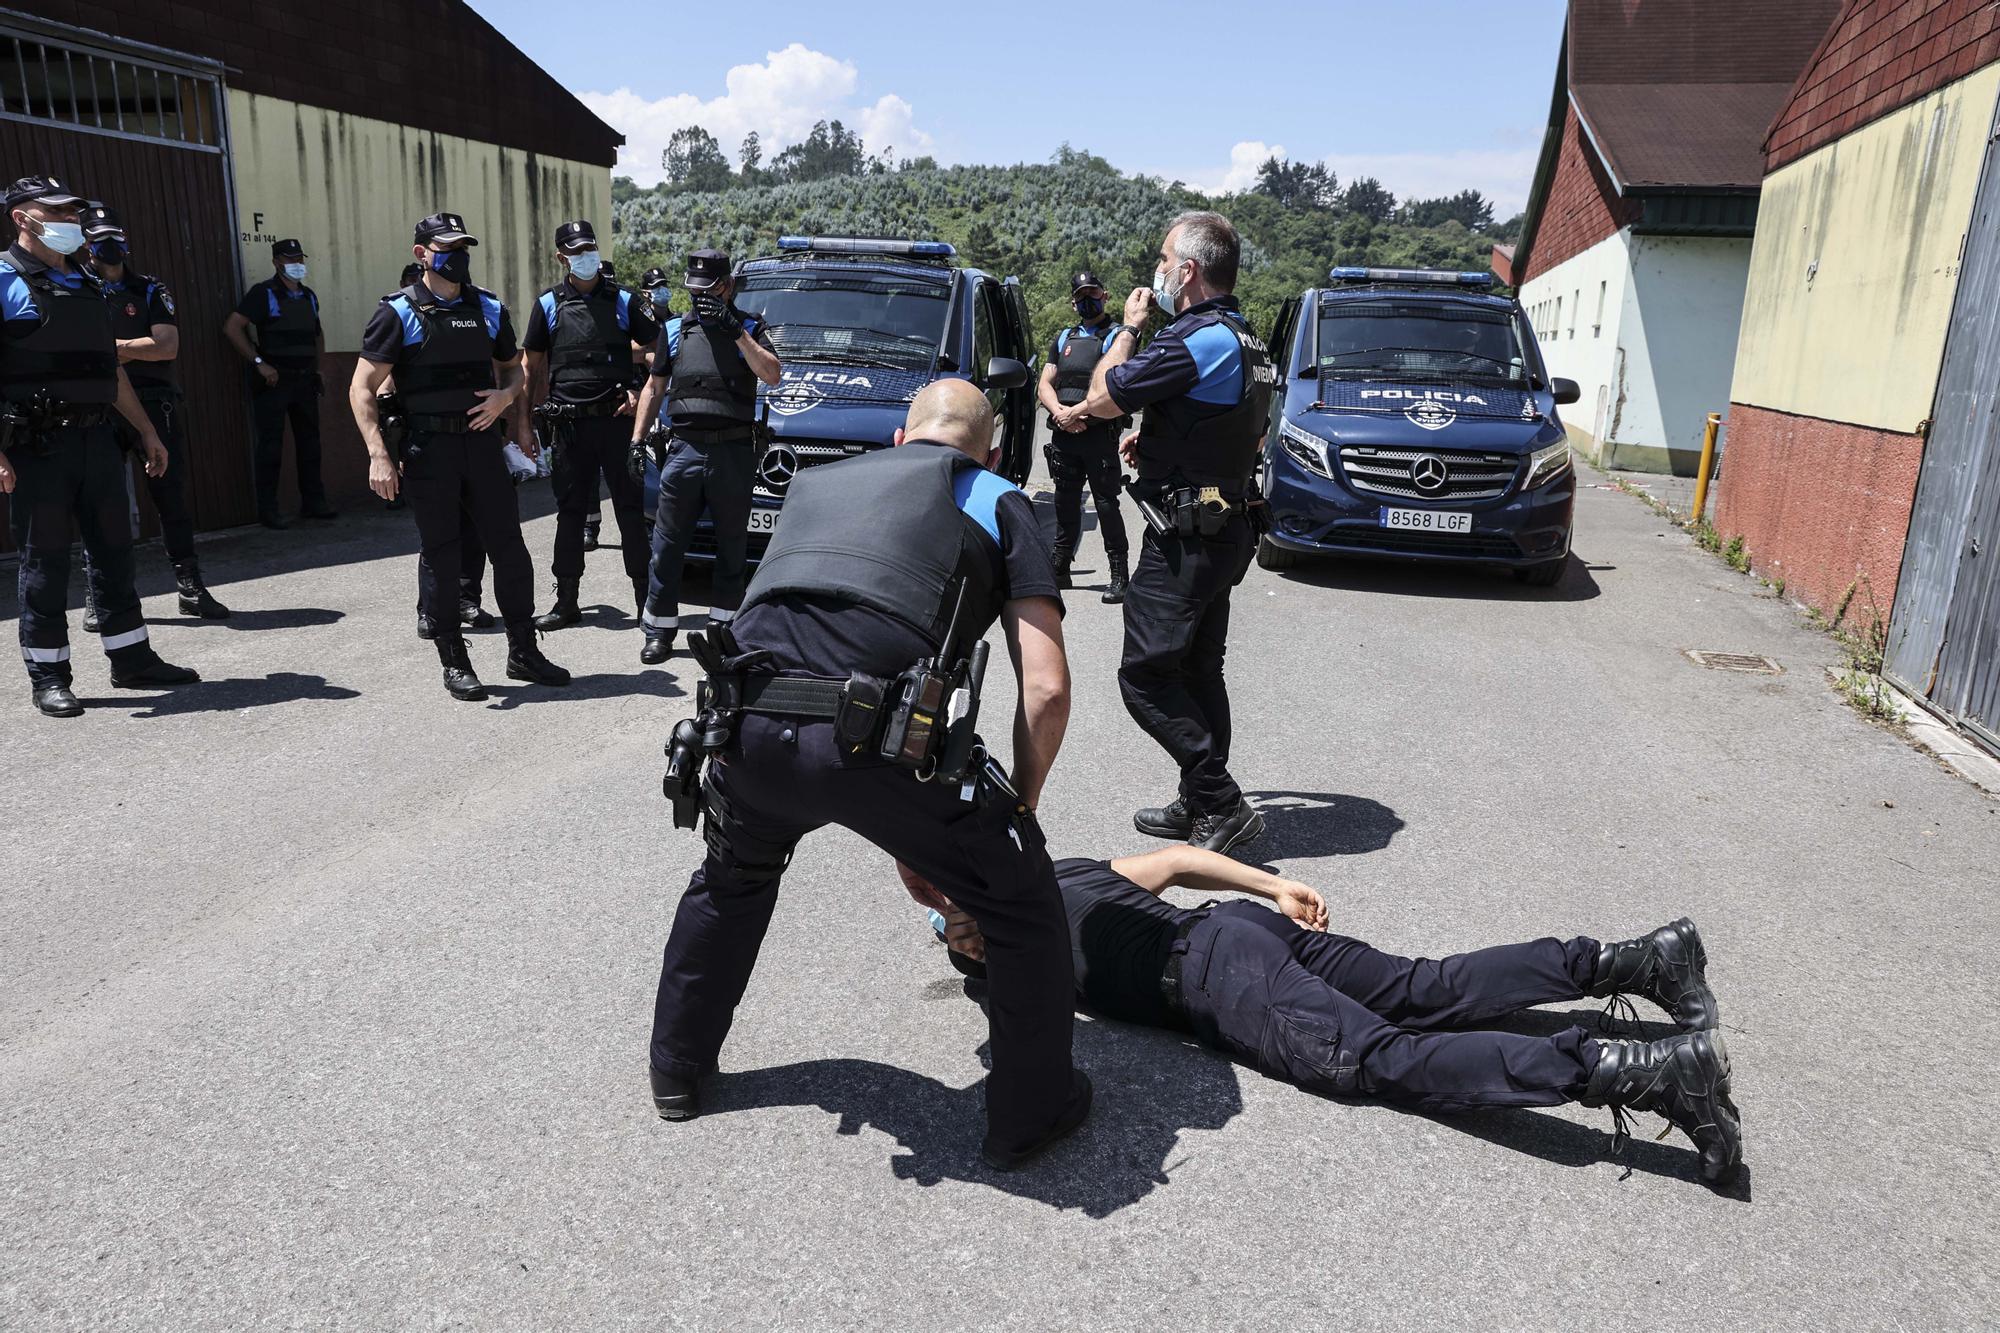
top-left (1513, 557), bottom-right (1566, 586)
top-left (1256, 535), bottom-right (1300, 571)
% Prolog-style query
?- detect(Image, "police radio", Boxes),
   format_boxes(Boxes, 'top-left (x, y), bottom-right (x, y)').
top-left (879, 578), bottom-right (988, 783)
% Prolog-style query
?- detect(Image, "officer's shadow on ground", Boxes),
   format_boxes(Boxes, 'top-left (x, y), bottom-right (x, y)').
top-left (1243, 791), bottom-right (1405, 860)
top-left (708, 1010), bottom-right (1244, 1219)
top-left (155, 606), bottom-right (346, 632)
top-left (1278, 552), bottom-right (1603, 603)
top-left (482, 669), bottom-right (686, 709)
top-left (85, 671), bottom-right (361, 717)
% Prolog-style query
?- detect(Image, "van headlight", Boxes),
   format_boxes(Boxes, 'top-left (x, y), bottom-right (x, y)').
top-left (1278, 419), bottom-right (1333, 478)
top-left (1524, 439), bottom-right (1572, 489)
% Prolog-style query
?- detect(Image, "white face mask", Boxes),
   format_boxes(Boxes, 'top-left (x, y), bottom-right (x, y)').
top-left (1152, 260), bottom-right (1186, 318)
top-left (34, 218), bottom-right (85, 255)
top-left (567, 250), bottom-right (601, 281)
top-left (283, 262), bottom-right (308, 281)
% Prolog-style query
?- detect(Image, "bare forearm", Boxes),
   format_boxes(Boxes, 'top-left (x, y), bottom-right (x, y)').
top-left (632, 378), bottom-right (664, 436)
top-left (739, 335), bottom-right (781, 386)
top-left (522, 350), bottom-right (548, 409)
top-left (222, 319), bottom-right (260, 364)
top-left (111, 370), bottom-right (153, 438)
top-left (1011, 682), bottom-right (1068, 811)
top-left (1037, 369), bottom-right (1065, 416)
top-left (349, 364), bottom-right (391, 457)
top-left (118, 327), bottom-right (178, 362)
top-left (1165, 847), bottom-right (1287, 900)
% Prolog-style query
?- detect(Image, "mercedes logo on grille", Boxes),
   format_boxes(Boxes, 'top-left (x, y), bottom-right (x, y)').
top-left (758, 444), bottom-right (800, 494)
top-left (1409, 454), bottom-right (1450, 493)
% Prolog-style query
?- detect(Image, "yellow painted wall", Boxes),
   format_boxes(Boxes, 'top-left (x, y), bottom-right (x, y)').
top-left (1729, 64), bottom-right (2000, 432)
top-left (226, 90), bottom-right (612, 353)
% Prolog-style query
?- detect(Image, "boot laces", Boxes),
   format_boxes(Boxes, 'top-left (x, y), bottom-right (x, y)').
top-left (1597, 992), bottom-right (1642, 1035)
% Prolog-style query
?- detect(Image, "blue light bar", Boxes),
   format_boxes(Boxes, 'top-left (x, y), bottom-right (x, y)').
top-left (777, 236), bottom-right (956, 257)
top-left (1329, 266), bottom-right (1495, 287)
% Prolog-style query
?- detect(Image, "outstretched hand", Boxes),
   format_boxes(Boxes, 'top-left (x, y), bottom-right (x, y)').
top-left (1274, 879), bottom-right (1328, 932)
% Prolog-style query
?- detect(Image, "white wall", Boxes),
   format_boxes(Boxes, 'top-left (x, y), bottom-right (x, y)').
top-left (1520, 232), bottom-right (1631, 465)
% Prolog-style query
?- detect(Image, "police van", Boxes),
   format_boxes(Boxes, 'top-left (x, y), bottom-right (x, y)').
top-left (1256, 267), bottom-right (1581, 585)
top-left (681, 236), bottom-right (1036, 565)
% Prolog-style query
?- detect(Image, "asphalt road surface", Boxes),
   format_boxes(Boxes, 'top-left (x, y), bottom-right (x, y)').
top-left (4, 473), bottom-right (1996, 1328)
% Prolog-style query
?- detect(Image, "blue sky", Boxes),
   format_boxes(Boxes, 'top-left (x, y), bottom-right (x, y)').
top-left (468, 0), bottom-right (1568, 213)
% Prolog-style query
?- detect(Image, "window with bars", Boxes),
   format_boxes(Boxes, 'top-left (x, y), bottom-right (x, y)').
top-left (0, 32), bottom-right (220, 149)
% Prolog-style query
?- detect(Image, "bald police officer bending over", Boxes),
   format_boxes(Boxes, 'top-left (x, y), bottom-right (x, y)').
top-left (648, 379), bottom-right (1090, 1171)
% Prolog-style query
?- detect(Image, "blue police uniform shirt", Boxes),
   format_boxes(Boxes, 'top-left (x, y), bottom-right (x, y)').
top-left (0, 245), bottom-right (86, 342)
top-left (732, 457), bottom-right (1062, 677)
top-left (359, 285), bottom-right (519, 365)
top-left (1105, 294), bottom-right (1253, 415)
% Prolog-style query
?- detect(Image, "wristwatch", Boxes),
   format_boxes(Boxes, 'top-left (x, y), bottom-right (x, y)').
top-left (252, 355), bottom-right (264, 365)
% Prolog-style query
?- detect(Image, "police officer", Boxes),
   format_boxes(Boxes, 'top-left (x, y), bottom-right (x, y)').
top-left (628, 248), bottom-right (781, 664)
top-left (349, 212), bottom-right (569, 701)
top-left (1, 176), bottom-right (198, 716)
top-left (914, 850), bottom-right (1742, 1184)
top-left (648, 379), bottom-right (1089, 1170)
top-left (224, 239), bottom-right (332, 529)
top-left (1059, 211), bottom-right (1274, 854)
top-left (522, 220), bottom-right (657, 629)
top-left (1036, 270), bottom-right (1131, 603)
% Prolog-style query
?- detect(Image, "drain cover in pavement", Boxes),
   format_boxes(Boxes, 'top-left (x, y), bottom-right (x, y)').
top-left (1685, 650), bottom-right (1783, 674)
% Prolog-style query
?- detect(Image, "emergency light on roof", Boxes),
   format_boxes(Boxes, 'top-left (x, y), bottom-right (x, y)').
top-left (1328, 266), bottom-right (1496, 288)
top-left (777, 236), bottom-right (956, 257)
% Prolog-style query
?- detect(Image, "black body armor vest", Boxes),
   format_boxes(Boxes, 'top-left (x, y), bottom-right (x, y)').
top-left (389, 284), bottom-right (498, 417)
top-left (0, 261), bottom-right (118, 407)
top-left (741, 444), bottom-right (1001, 656)
top-left (1136, 309), bottom-right (1274, 494)
top-left (544, 281), bottom-right (634, 401)
top-left (257, 281), bottom-right (319, 368)
top-left (1053, 324), bottom-right (1114, 406)
top-left (668, 318), bottom-right (757, 432)
top-left (105, 275), bottom-right (173, 389)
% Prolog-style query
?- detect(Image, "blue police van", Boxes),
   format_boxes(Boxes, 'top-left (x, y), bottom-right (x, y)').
top-left (670, 236), bottom-right (1035, 565)
top-left (1255, 267), bottom-right (1581, 585)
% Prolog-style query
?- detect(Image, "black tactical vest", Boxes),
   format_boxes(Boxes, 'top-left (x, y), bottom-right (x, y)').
top-left (668, 318), bottom-right (757, 433)
top-left (543, 280), bottom-right (633, 401)
top-left (1053, 323), bottom-right (1114, 405)
top-left (104, 275), bottom-right (174, 390)
top-left (0, 258), bottom-right (118, 407)
top-left (256, 280), bottom-right (319, 369)
top-left (741, 443), bottom-right (1001, 656)
top-left (388, 284), bottom-right (498, 417)
top-left (1136, 308), bottom-right (1274, 494)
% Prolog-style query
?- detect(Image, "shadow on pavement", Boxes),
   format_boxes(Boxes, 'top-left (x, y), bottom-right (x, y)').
top-left (84, 671), bottom-right (361, 717)
top-left (1244, 790), bottom-right (1405, 858)
top-left (710, 1017), bottom-right (1242, 1219)
top-left (155, 606), bottom-right (346, 631)
top-left (482, 670), bottom-right (686, 709)
top-left (1278, 552), bottom-right (1603, 603)
top-left (1414, 1105), bottom-right (1753, 1199)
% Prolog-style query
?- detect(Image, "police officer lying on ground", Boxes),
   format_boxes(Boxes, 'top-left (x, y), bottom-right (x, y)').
top-left (909, 850), bottom-right (1743, 1185)
top-left (1037, 270), bottom-right (1132, 604)
top-left (77, 203), bottom-right (229, 624)
top-left (0, 176), bottom-right (199, 717)
top-left (629, 248), bottom-right (781, 664)
top-left (1056, 211), bottom-right (1275, 856)
top-left (649, 379), bottom-right (1091, 1171)
top-left (523, 220), bottom-right (658, 630)
top-left (224, 238), bottom-right (333, 529)
top-left (349, 212), bottom-right (569, 702)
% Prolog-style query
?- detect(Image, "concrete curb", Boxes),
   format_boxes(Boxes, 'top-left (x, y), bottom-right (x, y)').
top-left (1831, 666), bottom-right (2000, 795)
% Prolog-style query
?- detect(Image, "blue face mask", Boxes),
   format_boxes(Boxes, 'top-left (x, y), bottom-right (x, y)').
top-left (35, 220), bottom-right (85, 255)
top-left (1075, 297), bottom-right (1104, 320)
top-left (429, 248), bottom-right (471, 285)
top-left (567, 250), bottom-right (601, 281)
top-left (90, 239), bottom-right (128, 266)
top-left (283, 262), bottom-right (308, 282)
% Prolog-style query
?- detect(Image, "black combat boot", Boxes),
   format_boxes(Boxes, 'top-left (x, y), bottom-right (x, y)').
top-left (30, 673), bottom-right (82, 718)
top-left (173, 559), bottom-right (231, 620)
top-left (108, 644), bottom-right (199, 688)
top-left (640, 628), bottom-right (676, 665)
top-left (1189, 799), bottom-right (1265, 855)
top-left (435, 634), bottom-right (487, 702)
top-left (416, 613), bottom-right (438, 642)
top-left (81, 582), bottom-right (100, 634)
top-left (505, 622), bottom-right (572, 686)
top-left (650, 1065), bottom-right (701, 1121)
top-left (581, 517), bottom-right (600, 552)
top-left (1134, 796), bottom-right (1194, 840)
top-left (1579, 1030), bottom-right (1742, 1185)
top-left (533, 579), bottom-right (581, 631)
top-left (1051, 545), bottom-right (1074, 591)
top-left (1590, 917), bottom-right (1717, 1033)
top-left (981, 1071), bottom-right (1093, 1172)
top-left (258, 507), bottom-right (290, 530)
top-left (1102, 551), bottom-right (1129, 604)
top-left (457, 599), bottom-right (496, 630)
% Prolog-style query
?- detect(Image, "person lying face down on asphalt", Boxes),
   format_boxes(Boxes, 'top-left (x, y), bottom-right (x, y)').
top-left (901, 847), bottom-right (1742, 1185)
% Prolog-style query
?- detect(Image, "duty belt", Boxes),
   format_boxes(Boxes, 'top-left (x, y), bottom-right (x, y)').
top-left (1158, 903), bottom-right (1218, 1018)
top-left (671, 423), bottom-right (756, 447)
top-left (735, 672), bottom-right (847, 718)
top-left (26, 404), bottom-right (112, 429)
top-left (406, 412), bottom-right (489, 436)
top-left (536, 397), bottom-right (624, 420)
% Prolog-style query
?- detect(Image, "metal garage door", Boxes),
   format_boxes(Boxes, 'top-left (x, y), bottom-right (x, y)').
top-left (1885, 96), bottom-right (2000, 754)
top-left (0, 14), bottom-right (249, 551)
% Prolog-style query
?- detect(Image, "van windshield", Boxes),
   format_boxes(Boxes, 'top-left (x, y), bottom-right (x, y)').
top-left (1317, 298), bottom-right (1530, 385)
top-left (733, 271), bottom-right (949, 372)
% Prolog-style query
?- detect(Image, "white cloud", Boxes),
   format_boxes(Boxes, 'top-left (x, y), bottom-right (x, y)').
top-left (579, 45), bottom-right (935, 185)
top-left (1215, 140), bottom-right (1285, 195)
top-left (1180, 141), bottom-right (1542, 216)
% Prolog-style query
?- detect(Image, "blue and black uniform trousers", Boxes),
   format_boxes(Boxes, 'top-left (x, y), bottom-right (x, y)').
top-left (549, 409), bottom-right (647, 585)
top-left (1119, 511), bottom-right (1256, 814)
top-left (1171, 901), bottom-right (1597, 1110)
top-left (651, 709), bottom-right (1078, 1154)
top-left (1048, 422), bottom-right (1127, 564)
top-left (400, 422), bottom-right (534, 630)
top-left (250, 368), bottom-right (325, 514)
top-left (644, 432), bottom-right (756, 633)
top-left (9, 421), bottom-right (154, 684)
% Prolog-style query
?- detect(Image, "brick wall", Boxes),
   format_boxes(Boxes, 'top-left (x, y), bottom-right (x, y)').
top-left (1522, 104), bottom-right (1642, 282)
top-left (1713, 403), bottom-right (1926, 624)
top-left (1768, 0), bottom-right (2000, 171)
top-left (33, 0), bottom-right (619, 167)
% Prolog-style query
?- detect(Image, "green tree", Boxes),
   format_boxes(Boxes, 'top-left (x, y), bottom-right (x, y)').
top-left (770, 120), bottom-right (867, 183)
top-left (1340, 177), bottom-right (1397, 223)
top-left (664, 125), bottom-right (733, 192)
top-left (1254, 156), bottom-right (1338, 210)
top-left (738, 131), bottom-right (763, 184)
top-left (1400, 189), bottom-right (1495, 231)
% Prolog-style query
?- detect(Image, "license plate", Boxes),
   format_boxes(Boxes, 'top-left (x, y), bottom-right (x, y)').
top-left (1380, 507), bottom-right (1471, 534)
top-left (747, 508), bottom-right (779, 534)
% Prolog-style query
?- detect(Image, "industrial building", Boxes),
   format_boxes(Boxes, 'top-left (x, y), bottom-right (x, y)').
top-left (0, 0), bottom-right (621, 544)
top-left (1497, 0), bottom-right (1842, 474)
top-left (1717, 0), bottom-right (2000, 755)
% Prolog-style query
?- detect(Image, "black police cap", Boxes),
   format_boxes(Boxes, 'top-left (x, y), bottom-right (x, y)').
top-left (413, 212), bottom-right (478, 247)
top-left (600, 260), bottom-right (617, 279)
top-left (554, 219), bottom-right (596, 252)
top-left (5, 175), bottom-right (87, 210)
top-left (684, 248), bottom-right (731, 290)
top-left (80, 203), bottom-right (125, 239)
top-left (1071, 270), bottom-right (1105, 294)
top-left (272, 238), bottom-right (306, 259)
top-left (639, 265), bottom-right (671, 289)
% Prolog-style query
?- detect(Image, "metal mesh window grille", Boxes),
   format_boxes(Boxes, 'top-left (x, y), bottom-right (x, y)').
top-left (0, 31), bottom-right (220, 151)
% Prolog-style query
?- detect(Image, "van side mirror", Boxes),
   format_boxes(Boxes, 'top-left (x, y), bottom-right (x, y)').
top-left (984, 357), bottom-right (1029, 390)
top-left (1551, 377), bottom-right (1581, 406)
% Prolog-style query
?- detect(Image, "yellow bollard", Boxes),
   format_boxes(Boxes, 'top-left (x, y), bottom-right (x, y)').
top-left (1690, 412), bottom-right (1721, 524)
